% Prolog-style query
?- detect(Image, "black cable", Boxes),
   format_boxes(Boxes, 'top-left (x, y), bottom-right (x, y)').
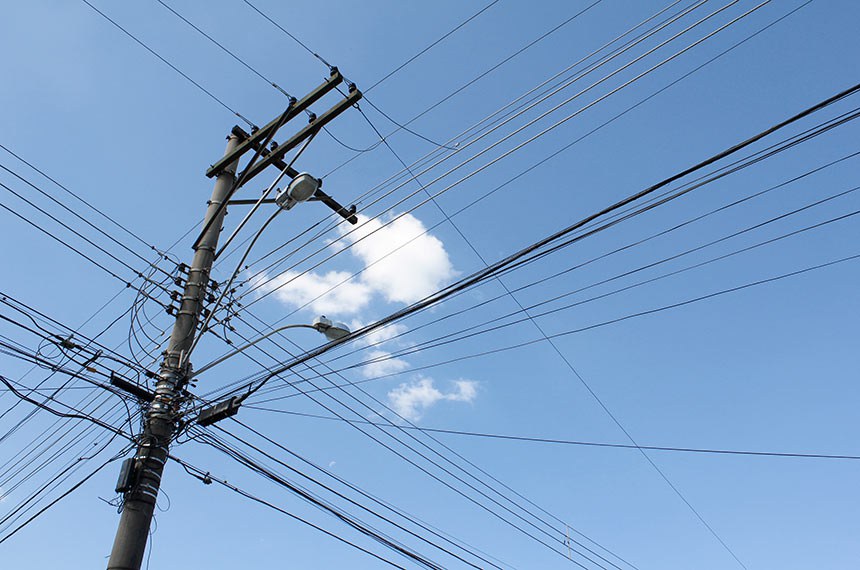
top-left (171, 453), bottom-right (428, 570)
top-left (204, 303), bottom-right (626, 568)
top-left (204, 315), bottom-right (582, 562)
top-left (292, 251), bottom-right (860, 393)
top-left (239, 0), bottom-right (771, 308)
top-left (225, 417), bottom-right (515, 570)
top-left (232, 0), bottom-right (714, 293)
top-left (210, 424), bottom-right (493, 570)
top-left (243, 409), bottom-right (860, 461)
top-left (332, 108), bottom-right (639, 568)
top-left (234, 0), bottom-right (807, 316)
top-left (0, 143), bottom-right (166, 259)
top-left (0, 445), bottom-right (129, 544)
top-left (318, 0), bottom-right (699, 182)
top-left (334, 191), bottom-right (860, 370)
top-left (154, 0), bottom-right (294, 98)
top-left (238, 78), bottom-right (860, 396)
top-left (234, 0), bottom-right (702, 285)
top-left (0, 375), bottom-right (131, 440)
top-left (79, 0), bottom-right (255, 127)
top-left (365, 0), bottom-right (501, 93)
top-left (0, 193), bottom-right (132, 287)
top-left (0, 159), bottom-right (168, 278)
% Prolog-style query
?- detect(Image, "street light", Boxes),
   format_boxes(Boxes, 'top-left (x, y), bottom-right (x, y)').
top-left (191, 316), bottom-right (349, 378)
top-left (275, 172), bottom-right (320, 210)
top-left (193, 316), bottom-right (350, 427)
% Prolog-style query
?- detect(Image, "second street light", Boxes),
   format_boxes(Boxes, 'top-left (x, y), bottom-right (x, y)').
top-left (193, 316), bottom-right (350, 427)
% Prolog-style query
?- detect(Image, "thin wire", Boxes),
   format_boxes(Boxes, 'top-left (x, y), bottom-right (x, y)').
top-left (79, 0), bottom-right (255, 127)
top-left (171, 454), bottom-right (425, 570)
top-left (154, 0), bottom-right (294, 98)
top-left (241, 0), bottom-right (758, 306)
top-left (242, 409), bottom-right (860, 462)
top-left (365, 0), bottom-right (502, 92)
top-left (234, 0), bottom-right (710, 287)
top-left (235, 0), bottom-right (795, 316)
top-left (0, 144), bottom-right (164, 258)
top-left (236, 77), bottom-right (860, 396)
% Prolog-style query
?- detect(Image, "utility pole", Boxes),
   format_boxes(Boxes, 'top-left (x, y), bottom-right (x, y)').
top-left (106, 134), bottom-right (240, 570)
top-left (105, 69), bottom-right (361, 569)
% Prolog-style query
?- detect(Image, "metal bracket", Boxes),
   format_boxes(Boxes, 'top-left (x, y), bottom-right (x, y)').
top-left (110, 372), bottom-right (156, 402)
top-left (206, 68), bottom-right (344, 178)
top-left (238, 86), bottom-right (363, 185)
top-left (197, 396), bottom-right (243, 427)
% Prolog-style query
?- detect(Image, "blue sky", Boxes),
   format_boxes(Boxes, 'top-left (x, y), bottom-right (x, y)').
top-left (1, 1), bottom-right (859, 568)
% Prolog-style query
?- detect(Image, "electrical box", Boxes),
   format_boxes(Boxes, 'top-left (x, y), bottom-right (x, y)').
top-left (197, 396), bottom-right (243, 427)
top-left (115, 458), bottom-right (136, 494)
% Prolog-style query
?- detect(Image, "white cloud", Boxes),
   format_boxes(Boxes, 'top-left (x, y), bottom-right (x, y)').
top-left (363, 322), bottom-right (409, 346)
top-left (257, 270), bottom-right (372, 315)
top-left (387, 377), bottom-right (478, 421)
top-left (339, 213), bottom-right (457, 304)
top-left (254, 212), bottom-right (456, 320)
top-left (361, 350), bottom-right (410, 378)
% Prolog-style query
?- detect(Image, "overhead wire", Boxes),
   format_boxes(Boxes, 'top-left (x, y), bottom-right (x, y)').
top-left (323, 144), bottom-right (860, 365)
top-left (187, 430), bottom-right (452, 569)
top-left (79, 0), bottom-right (256, 127)
top-left (225, 417), bottom-right (521, 570)
top-left (207, 424), bottom-right (498, 570)
top-left (228, 0), bottom-right (702, 278)
top-left (238, 0), bottom-right (764, 307)
top-left (218, 76), bottom-right (860, 403)
top-left (171, 453), bottom-right (431, 570)
top-left (194, 311), bottom-right (588, 563)
top-left (223, 0), bottom-right (809, 331)
top-left (141, 2), bottom-right (620, 544)
top-left (0, 147), bottom-right (172, 277)
top-left (242, 408), bottom-right (860, 462)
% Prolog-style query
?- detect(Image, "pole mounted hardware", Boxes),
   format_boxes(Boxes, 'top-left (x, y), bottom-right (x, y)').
top-left (110, 372), bottom-right (156, 402)
top-left (227, 174), bottom-right (358, 224)
top-left (193, 71), bottom-right (360, 251)
top-left (109, 65), bottom-right (363, 570)
top-left (239, 83), bottom-right (362, 185)
top-left (115, 458), bottom-right (137, 494)
top-left (205, 68), bottom-right (344, 179)
top-left (196, 395), bottom-right (244, 427)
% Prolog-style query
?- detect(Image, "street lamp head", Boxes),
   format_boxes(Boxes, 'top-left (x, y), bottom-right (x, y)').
top-left (312, 315), bottom-right (351, 341)
top-left (276, 172), bottom-right (320, 211)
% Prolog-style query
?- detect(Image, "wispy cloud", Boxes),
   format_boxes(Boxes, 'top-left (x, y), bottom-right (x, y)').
top-left (338, 213), bottom-right (457, 304)
top-left (254, 269), bottom-right (372, 316)
top-left (253, 212), bottom-right (456, 316)
top-left (350, 321), bottom-right (411, 378)
top-left (387, 377), bottom-right (478, 421)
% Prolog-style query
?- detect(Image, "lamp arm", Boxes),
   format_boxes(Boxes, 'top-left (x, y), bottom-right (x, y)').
top-left (191, 323), bottom-right (316, 378)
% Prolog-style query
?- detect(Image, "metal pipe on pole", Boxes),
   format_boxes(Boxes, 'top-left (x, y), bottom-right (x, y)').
top-left (106, 134), bottom-right (240, 570)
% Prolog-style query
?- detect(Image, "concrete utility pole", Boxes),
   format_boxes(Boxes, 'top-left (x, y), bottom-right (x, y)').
top-left (105, 71), bottom-right (361, 569)
top-left (106, 134), bottom-right (240, 570)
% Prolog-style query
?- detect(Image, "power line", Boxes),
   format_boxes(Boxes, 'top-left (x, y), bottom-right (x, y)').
top-left (208, 423), bottom-right (498, 570)
top-left (230, 0), bottom-right (711, 290)
top-left (171, 453), bottom-right (437, 570)
top-left (242, 409), bottom-right (860, 462)
top-left (239, 0), bottom-right (766, 307)
top-left (0, 144), bottom-right (166, 260)
top-left (332, 189), bottom-right (860, 370)
top-left (234, 0), bottom-right (810, 325)
top-left (203, 312), bottom-right (584, 563)
top-left (365, 0), bottom-right (501, 92)
top-left (232, 77), bottom-right (860, 398)
top-left (79, 0), bottom-right (255, 127)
